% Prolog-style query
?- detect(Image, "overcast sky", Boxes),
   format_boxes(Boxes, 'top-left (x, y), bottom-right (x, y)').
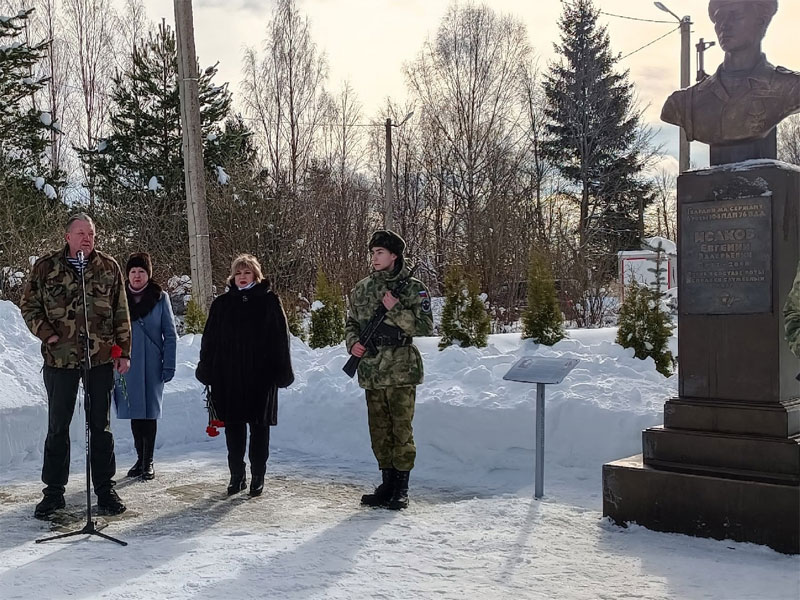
top-left (141, 0), bottom-right (800, 173)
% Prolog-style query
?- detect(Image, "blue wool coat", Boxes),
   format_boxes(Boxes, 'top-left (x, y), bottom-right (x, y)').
top-left (114, 285), bottom-right (178, 419)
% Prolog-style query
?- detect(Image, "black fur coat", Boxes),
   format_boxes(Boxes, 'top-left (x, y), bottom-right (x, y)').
top-left (195, 280), bottom-right (294, 425)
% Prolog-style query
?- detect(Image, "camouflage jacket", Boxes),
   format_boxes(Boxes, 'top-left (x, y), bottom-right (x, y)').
top-left (785, 267), bottom-right (800, 359)
top-left (20, 246), bottom-right (132, 369)
top-left (345, 263), bottom-right (433, 389)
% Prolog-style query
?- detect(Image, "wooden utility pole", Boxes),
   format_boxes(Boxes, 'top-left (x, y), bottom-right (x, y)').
top-left (383, 111), bottom-right (414, 231)
top-left (654, 3), bottom-right (691, 173)
top-left (678, 15), bottom-right (691, 173)
top-left (174, 0), bottom-right (213, 311)
top-left (384, 118), bottom-right (393, 231)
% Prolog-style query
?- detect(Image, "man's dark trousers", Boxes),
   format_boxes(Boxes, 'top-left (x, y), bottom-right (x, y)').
top-left (42, 363), bottom-right (117, 496)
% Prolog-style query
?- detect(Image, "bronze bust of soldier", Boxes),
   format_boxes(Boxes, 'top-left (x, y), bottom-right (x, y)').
top-left (661, 0), bottom-right (800, 163)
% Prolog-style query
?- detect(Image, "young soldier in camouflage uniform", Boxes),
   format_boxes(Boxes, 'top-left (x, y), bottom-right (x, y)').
top-left (785, 265), bottom-right (800, 358)
top-left (345, 230), bottom-right (433, 510)
top-left (20, 213), bottom-right (132, 518)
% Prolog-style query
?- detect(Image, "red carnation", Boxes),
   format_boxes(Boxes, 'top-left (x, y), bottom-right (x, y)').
top-left (111, 344), bottom-right (123, 359)
top-left (204, 387), bottom-right (225, 436)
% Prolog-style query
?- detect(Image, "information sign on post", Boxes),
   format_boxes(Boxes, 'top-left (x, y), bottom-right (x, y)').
top-left (503, 356), bottom-right (579, 499)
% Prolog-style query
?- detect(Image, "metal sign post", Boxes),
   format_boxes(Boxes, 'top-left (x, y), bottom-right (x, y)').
top-left (535, 382), bottom-right (546, 498)
top-left (503, 357), bottom-right (579, 499)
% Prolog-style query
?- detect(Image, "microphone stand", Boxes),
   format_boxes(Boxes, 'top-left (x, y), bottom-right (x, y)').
top-left (36, 250), bottom-right (127, 546)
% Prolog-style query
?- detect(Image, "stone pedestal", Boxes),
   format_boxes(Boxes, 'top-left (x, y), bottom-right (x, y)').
top-left (604, 455), bottom-right (799, 555)
top-left (603, 160), bottom-right (800, 554)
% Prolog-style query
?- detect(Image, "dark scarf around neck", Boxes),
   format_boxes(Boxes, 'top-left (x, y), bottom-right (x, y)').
top-left (127, 280), bottom-right (163, 320)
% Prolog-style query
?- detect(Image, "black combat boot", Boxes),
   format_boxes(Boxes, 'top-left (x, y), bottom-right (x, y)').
top-left (360, 468), bottom-right (394, 507)
top-left (34, 493), bottom-right (65, 519)
top-left (227, 472), bottom-right (247, 496)
top-left (386, 470), bottom-right (410, 510)
top-left (97, 488), bottom-right (127, 515)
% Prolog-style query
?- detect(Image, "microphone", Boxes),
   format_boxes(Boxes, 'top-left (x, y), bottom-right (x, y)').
top-left (76, 250), bottom-right (86, 273)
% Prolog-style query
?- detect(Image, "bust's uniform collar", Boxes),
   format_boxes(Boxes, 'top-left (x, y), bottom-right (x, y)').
top-left (703, 54), bottom-right (775, 102)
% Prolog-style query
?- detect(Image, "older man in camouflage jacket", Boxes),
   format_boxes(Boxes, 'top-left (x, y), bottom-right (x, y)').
top-left (346, 230), bottom-right (433, 510)
top-left (20, 213), bottom-right (131, 518)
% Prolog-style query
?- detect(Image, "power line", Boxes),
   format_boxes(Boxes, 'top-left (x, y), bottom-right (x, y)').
top-left (620, 26), bottom-right (680, 60)
top-left (599, 11), bottom-right (673, 25)
top-left (54, 82), bottom-right (387, 128)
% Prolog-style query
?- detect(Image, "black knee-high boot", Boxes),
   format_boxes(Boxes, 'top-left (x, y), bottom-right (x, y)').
top-left (225, 424), bottom-right (247, 495)
top-left (248, 424), bottom-right (269, 496)
top-left (141, 420), bottom-right (157, 480)
top-left (127, 420), bottom-right (143, 478)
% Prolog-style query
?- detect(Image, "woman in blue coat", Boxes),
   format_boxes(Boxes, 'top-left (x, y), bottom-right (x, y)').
top-left (114, 252), bottom-right (178, 480)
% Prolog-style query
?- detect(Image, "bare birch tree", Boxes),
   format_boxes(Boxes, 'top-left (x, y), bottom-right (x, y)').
top-left (651, 169), bottom-right (677, 241)
top-left (405, 3), bottom-right (531, 270)
top-left (312, 81), bottom-right (374, 290)
top-left (63, 0), bottom-right (116, 208)
top-left (778, 114), bottom-right (800, 165)
top-left (241, 0), bottom-right (328, 194)
top-left (114, 0), bottom-right (148, 71)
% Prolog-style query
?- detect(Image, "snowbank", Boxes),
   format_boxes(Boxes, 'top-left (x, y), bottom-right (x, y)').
top-left (0, 300), bottom-right (673, 492)
top-left (0, 301), bottom-right (50, 465)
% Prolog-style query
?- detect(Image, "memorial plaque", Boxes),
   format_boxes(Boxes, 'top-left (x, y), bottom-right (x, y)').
top-left (502, 357), bottom-right (579, 384)
top-left (681, 197), bottom-right (772, 315)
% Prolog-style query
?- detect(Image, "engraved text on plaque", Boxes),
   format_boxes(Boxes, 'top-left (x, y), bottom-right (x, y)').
top-left (681, 197), bottom-right (772, 314)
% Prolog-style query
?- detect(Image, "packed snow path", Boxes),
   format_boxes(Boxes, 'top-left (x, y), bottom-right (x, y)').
top-left (0, 448), bottom-right (797, 600)
top-left (1, 300), bottom-right (797, 599)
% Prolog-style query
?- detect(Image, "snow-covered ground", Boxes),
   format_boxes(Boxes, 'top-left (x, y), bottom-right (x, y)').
top-left (0, 300), bottom-right (797, 599)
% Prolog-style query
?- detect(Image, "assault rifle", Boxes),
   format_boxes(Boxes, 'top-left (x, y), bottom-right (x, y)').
top-left (343, 265), bottom-right (418, 378)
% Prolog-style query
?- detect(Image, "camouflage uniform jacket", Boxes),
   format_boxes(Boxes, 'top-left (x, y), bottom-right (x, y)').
top-left (785, 267), bottom-right (800, 359)
top-left (20, 245), bottom-right (132, 369)
top-left (345, 263), bottom-right (433, 390)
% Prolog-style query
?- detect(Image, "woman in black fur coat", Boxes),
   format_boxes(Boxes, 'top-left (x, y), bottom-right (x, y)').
top-left (195, 253), bottom-right (294, 496)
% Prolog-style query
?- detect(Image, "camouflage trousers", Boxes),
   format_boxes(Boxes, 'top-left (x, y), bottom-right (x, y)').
top-left (365, 386), bottom-right (416, 471)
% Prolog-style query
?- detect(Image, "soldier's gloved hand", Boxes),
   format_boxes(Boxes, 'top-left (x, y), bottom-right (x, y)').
top-left (162, 369), bottom-right (175, 383)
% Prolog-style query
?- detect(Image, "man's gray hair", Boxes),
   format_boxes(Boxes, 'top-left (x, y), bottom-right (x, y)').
top-left (65, 212), bottom-right (95, 232)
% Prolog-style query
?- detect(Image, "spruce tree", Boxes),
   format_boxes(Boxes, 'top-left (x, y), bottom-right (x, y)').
top-left (544, 0), bottom-right (653, 259)
top-left (184, 298), bottom-right (207, 335)
top-left (0, 9), bottom-right (67, 301)
top-left (616, 277), bottom-right (674, 377)
top-left (77, 21), bottom-right (239, 274)
top-left (0, 9), bottom-right (62, 190)
top-left (522, 250), bottom-right (565, 345)
top-left (80, 21), bottom-right (235, 198)
top-left (439, 266), bottom-right (491, 350)
top-left (309, 268), bottom-right (345, 348)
